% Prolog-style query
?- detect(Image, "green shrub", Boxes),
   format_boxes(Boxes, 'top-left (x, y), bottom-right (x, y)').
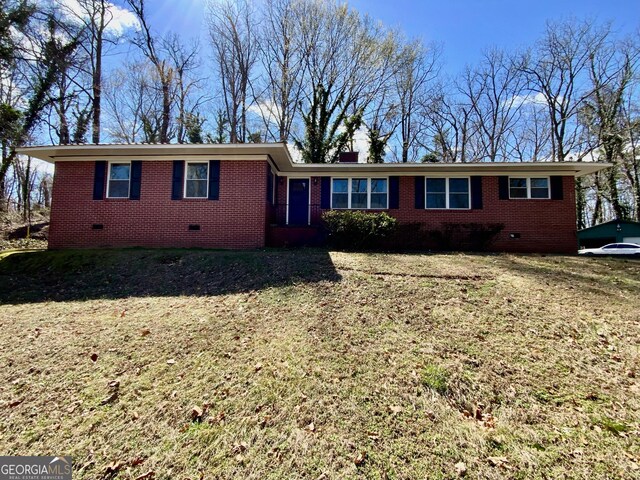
top-left (322, 210), bottom-right (398, 250)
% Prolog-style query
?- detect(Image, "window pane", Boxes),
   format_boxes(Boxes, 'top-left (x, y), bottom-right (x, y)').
top-left (449, 178), bottom-right (469, 193)
top-left (530, 178), bottom-right (548, 188)
top-left (109, 163), bottom-right (130, 180)
top-left (449, 193), bottom-right (469, 209)
top-left (108, 180), bottom-right (129, 198)
top-left (371, 193), bottom-right (387, 209)
top-left (510, 178), bottom-right (527, 189)
top-left (531, 188), bottom-right (549, 198)
top-left (426, 193), bottom-right (446, 209)
top-left (186, 179), bottom-right (208, 198)
top-left (332, 179), bottom-right (348, 193)
top-left (332, 193), bottom-right (348, 209)
top-left (110, 164), bottom-right (130, 180)
top-left (351, 193), bottom-right (367, 209)
top-left (426, 178), bottom-right (446, 193)
top-left (351, 179), bottom-right (367, 193)
top-left (187, 163), bottom-right (208, 180)
top-left (371, 179), bottom-right (387, 193)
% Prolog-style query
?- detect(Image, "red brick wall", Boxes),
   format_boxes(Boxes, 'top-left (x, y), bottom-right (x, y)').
top-left (291, 175), bottom-right (577, 253)
top-left (49, 160), bottom-right (268, 249)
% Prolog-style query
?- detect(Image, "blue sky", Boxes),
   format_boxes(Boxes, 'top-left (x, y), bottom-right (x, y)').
top-left (132, 0), bottom-right (639, 74)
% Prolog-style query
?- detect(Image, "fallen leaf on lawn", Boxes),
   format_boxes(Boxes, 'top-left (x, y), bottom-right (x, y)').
top-left (191, 405), bottom-right (204, 421)
top-left (254, 363), bottom-right (263, 372)
top-left (259, 415), bottom-right (271, 428)
top-left (108, 380), bottom-right (120, 390)
top-left (120, 310), bottom-right (126, 318)
top-left (8, 398), bottom-right (24, 408)
top-left (455, 461), bottom-right (467, 476)
top-left (140, 328), bottom-right (151, 337)
top-left (208, 411), bottom-right (225, 425)
top-left (354, 451), bottom-right (366, 466)
top-left (90, 353), bottom-right (98, 362)
top-left (388, 405), bottom-right (402, 414)
top-left (130, 457), bottom-right (145, 467)
top-left (167, 359), bottom-right (176, 365)
top-left (134, 470), bottom-right (154, 480)
top-left (100, 391), bottom-right (119, 406)
top-left (233, 442), bottom-right (248, 455)
top-left (105, 461), bottom-right (123, 475)
top-left (487, 456), bottom-right (509, 467)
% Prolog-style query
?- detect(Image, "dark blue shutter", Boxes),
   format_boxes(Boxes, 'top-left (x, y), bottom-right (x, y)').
top-left (208, 160), bottom-right (220, 200)
top-left (470, 176), bottom-right (483, 209)
top-left (389, 176), bottom-right (399, 209)
top-left (550, 176), bottom-right (563, 200)
top-left (320, 177), bottom-right (331, 209)
top-left (498, 176), bottom-right (509, 200)
top-left (267, 168), bottom-right (274, 204)
top-left (171, 160), bottom-right (184, 200)
top-left (93, 161), bottom-right (106, 200)
top-left (414, 176), bottom-right (425, 209)
top-left (130, 161), bottom-right (142, 200)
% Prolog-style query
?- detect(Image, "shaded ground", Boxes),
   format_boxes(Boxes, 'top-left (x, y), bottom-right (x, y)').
top-left (0, 249), bottom-right (638, 479)
top-left (0, 211), bottom-right (49, 251)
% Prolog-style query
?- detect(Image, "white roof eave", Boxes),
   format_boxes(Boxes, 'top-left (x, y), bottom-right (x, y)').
top-left (16, 143), bottom-right (611, 177)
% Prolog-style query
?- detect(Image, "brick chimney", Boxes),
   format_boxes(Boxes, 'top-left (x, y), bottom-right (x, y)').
top-left (338, 151), bottom-right (359, 163)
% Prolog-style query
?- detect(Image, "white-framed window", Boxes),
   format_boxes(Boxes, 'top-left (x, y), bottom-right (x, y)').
top-left (425, 177), bottom-right (470, 209)
top-left (509, 177), bottom-right (549, 199)
top-left (184, 162), bottom-right (209, 198)
top-left (107, 162), bottom-right (130, 198)
top-left (331, 178), bottom-right (388, 209)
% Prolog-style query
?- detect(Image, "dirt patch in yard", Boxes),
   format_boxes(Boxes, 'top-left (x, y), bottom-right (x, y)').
top-left (0, 250), bottom-right (638, 479)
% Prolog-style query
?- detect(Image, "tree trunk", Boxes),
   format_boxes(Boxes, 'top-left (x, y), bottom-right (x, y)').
top-left (92, 23), bottom-right (103, 144)
top-left (160, 73), bottom-right (170, 143)
top-left (575, 176), bottom-right (586, 230)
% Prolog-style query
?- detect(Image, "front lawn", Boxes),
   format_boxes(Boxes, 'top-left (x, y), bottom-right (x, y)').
top-left (0, 249), bottom-right (638, 479)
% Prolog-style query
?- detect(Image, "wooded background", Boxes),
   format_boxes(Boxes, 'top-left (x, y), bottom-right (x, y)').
top-left (1, 0), bottom-right (639, 229)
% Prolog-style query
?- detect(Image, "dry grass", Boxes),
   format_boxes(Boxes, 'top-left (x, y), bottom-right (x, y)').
top-left (0, 249), bottom-right (639, 479)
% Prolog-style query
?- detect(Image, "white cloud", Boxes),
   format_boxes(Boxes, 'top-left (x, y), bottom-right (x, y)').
top-left (507, 92), bottom-right (548, 108)
top-left (57, 0), bottom-right (140, 35)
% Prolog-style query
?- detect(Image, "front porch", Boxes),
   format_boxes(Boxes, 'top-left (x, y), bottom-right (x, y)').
top-left (267, 203), bottom-right (326, 247)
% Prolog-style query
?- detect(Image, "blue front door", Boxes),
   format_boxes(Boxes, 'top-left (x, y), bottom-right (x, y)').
top-left (288, 178), bottom-right (309, 225)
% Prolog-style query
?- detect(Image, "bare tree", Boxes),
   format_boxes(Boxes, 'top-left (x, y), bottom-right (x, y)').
top-left (55, 0), bottom-right (130, 144)
top-left (509, 101), bottom-right (551, 162)
top-left (582, 36), bottom-right (640, 219)
top-left (164, 34), bottom-right (207, 144)
top-left (459, 49), bottom-right (527, 162)
top-left (393, 40), bottom-right (440, 162)
top-left (423, 81), bottom-right (477, 163)
top-left (620, 76), bottom-right (640, 220)
top-left (253, 0), bottom-right (305, 142)
top-left (521, 19), bottom-right (610, 161)
top-left (127, 0), bottom-right (174, 143)
top-left (103, 60), bottom-right (166, 142)
top-left (207, 0), bottom-right (258, 143)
